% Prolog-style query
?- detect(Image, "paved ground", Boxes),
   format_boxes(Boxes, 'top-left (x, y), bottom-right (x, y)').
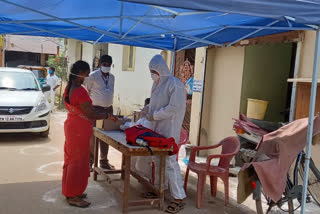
top-left (0, 110), bottom-right (319, 214)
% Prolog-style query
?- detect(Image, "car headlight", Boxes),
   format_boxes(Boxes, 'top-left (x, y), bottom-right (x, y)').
top-left (35, 98), bottom-right (48, 112)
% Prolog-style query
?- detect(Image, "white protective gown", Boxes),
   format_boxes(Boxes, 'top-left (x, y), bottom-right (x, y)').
top-left (148, 54), bottom-right (186, 200)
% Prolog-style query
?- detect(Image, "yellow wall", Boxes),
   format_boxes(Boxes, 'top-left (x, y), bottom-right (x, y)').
top-left (189, 31), bottom-right (320, 158)
top-left (299, 31), bottom-right (320, 78)
top-left (296, 31), bottom-right (320, 168)
top-left (199, 46), bottom-right (245, 154)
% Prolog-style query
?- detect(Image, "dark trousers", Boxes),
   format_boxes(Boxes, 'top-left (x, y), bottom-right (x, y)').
top-left (90, 105), bottom-right (113, 165)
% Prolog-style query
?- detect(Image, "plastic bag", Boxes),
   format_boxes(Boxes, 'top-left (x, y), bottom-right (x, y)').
top-left (135, 117), bottom-right (153, 129)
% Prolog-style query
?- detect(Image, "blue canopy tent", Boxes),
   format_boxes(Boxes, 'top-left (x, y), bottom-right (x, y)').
top-left (0, 0), bottom-right (314, 51)
top-left (125, 1), bottom-right (320, 214)
top-left (124, 0), bottom-right (320, 25)
top-left (0, 0), bottom-right (319, 213)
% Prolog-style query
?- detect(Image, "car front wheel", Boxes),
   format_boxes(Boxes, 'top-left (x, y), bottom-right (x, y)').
top-left (40, 128), bottom-right (50, 138)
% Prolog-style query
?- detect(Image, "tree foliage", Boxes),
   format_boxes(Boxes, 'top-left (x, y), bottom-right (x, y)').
top-left (46, 53), bottom-right (68, 81)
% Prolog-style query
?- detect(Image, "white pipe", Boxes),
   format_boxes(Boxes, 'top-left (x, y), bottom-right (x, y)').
top-left (289, 42), bottom-right (302, 122)
top-left (300, 28), bottom-right (320, 214)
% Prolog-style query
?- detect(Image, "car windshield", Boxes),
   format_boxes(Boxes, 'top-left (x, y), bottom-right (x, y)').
top-left (0, 71), bottom-right (40, 91)
top-left (31, 69), bottom-right (46, 79)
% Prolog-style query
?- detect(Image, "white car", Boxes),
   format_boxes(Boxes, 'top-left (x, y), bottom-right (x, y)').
top-left (0, 68), bottom-right (51, 137)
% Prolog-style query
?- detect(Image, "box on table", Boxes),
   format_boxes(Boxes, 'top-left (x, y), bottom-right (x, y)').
top-left (96, 120), bottom-right (104, 129)
top-left (97, 118), bottom-right (131, 131)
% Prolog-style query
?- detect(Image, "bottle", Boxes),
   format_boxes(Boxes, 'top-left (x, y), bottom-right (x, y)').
top-left (183, 157), bottom-right (189, 166)
top-left (136, 138), bottom-right (148, 147)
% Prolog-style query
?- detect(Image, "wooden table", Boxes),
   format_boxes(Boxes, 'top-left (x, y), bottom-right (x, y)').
top-left (93, 128), bottom-right (172, 213)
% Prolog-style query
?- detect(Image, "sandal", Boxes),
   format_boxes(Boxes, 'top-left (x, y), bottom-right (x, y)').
top-left (66, 193), bottom-right (87, 199)
top-left (100, 160), bottom-right (115, 170)
top-left (140, 191), bottom-right (158, 199)
top-left (165, 200), bottom-right (185, 214)
top-left (79, 193), bottom-right (87, 199)
top-left (66, 196), bottom-right (91, 208)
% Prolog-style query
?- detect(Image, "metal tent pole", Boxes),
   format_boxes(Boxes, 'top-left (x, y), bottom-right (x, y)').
top-left (289, 42), bottom-right (302, 122)
top-left (300, 27), bottom-right (320, 214)
top-left (171, 52), bottom-right (175, 73)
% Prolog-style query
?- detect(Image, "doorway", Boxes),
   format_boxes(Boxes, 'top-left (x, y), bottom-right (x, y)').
top-left (240, 43), bottom-right (296, 122)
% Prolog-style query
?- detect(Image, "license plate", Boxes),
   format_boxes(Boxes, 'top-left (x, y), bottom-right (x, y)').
top-left (0, 116), bottom-right (24, 121)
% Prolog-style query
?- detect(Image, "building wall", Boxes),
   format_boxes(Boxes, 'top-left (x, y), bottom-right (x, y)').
top-left (108, 44), bottom-right (161, 115)
top-left (5, 51), bottom-right (41, 67)
top-left (299, 31), bottom-right (320, 78)
top-left (82, 43), bottom-right (95, 71)
top-left (66, 39), bottom-right (81, 71)
top-left (66, 40), bottom-right (161, 115)
top-left (40, 53), bottom-right (46, 66)
top-left (66, 40), bottom-right (108, 70)
top-left (4, 35), bottom-right (58, 54)
top-left (94, 43), bottom-right (109, 56)
top-left (295, 31), bottom-right (320, 167)
top-left (81, 42), bottom-right (109, 72)
top-left (0, 50), bottom-right (2, 67)
top-left (199, 46), bottom-right (245, 154)
top-left (191, 43), bottom-right (293, 148)
top-left (187, 32), bottom-right (320, 163)
top-left (189, 31), bottom-right (319, 160)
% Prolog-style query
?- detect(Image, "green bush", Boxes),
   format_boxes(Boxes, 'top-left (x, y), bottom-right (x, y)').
top-left (46, 55), bottom-right (68, 82)
top-left (47, 51), bottom-right (68, 109)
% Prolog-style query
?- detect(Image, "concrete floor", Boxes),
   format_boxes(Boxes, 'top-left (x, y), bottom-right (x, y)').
top-left (0, 110), bottom-right (318, 214)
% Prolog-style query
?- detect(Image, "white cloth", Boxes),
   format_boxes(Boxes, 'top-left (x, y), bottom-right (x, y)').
top-left (84, 69), bottom-right (115, 107)
top-left (46, 74), bottom-right (60, 110)
top-left (135, 117), bottom-right (153, 129)
top-left (133, 117), bottom-right (154, 182)
top-left (153, 155), bottom-right (184, 199)
top-left (147, 54), bottom-right (187, 199)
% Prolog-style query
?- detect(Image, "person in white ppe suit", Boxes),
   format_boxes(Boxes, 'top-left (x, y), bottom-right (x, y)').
top-left (142, 54), bottom-right (186, 213)
top-left (46, 67), bottom-right (61, 111)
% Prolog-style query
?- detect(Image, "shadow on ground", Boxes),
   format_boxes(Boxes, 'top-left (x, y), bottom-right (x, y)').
top-left (0, 170), bottom-right (255, 214)
top-left (0, 132), bottom-right (51, 146)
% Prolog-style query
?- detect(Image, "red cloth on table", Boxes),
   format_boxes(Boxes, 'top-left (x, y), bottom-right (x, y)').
top-left (125, 125), bottom-right (178, 155)
top-left (62, 86), bottom-right (93, 197)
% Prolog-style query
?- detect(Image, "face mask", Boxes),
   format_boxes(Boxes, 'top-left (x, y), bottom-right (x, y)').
top-left (101, 66), bottom-right (111, 73)
top-left (49, 70), bottom-right (53, 74)
top-left (151, 73), bottom-right (160, 82)
top-left (70, 72), bottom-right (86, 79)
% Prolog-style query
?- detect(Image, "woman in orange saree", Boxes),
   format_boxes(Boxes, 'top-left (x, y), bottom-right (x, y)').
top-left (62, 60), bottom-right (117, 208)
